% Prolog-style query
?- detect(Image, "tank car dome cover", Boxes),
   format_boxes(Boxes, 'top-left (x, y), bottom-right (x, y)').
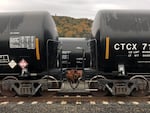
top-left (92, 10), bottom-right (150, 38)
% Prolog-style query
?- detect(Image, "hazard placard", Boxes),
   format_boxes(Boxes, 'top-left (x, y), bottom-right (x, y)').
top-left (8, 60), bottom-right (17, 69)
top-left (18, 59), bottom-right (28, 69)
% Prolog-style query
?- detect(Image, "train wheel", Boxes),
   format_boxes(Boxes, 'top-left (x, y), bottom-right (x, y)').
top-left (42, 75), bottom-right (60, 90)
top-left (89, 75), bottom-right (108, 96)
top-left (1, 76), bottom-right (18, 97)
top-left (129, 75), bottom-right (149, 97)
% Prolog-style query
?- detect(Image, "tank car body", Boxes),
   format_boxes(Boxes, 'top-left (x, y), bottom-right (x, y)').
top-left (0, 11), bottom-right (58, 74)
top-left (59, 37), bottom-right (91, 68)
top-left (92, 10), bottom-right (150, 73)
top-left (90, 10), bottom-right (150, 96)
top-left (0, 11), bottom-right (59, 96)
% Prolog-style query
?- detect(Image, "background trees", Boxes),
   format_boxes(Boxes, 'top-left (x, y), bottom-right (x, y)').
top-left (53, 16), bottom-right (93, 37)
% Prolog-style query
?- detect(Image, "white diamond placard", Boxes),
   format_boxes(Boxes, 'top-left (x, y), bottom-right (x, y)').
top-left (8, 60), bottom-right (17, 69)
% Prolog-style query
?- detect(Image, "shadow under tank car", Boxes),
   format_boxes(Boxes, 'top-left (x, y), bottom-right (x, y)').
top-left (0, 11), bottom-right (59, 96)
top-left (89, 10), bottom-right (150, 96)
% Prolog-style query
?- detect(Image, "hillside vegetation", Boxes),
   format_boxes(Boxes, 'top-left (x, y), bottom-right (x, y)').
top-left (53, 16), bottom-right (93, 37)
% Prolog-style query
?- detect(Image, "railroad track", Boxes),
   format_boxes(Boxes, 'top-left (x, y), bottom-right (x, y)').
top-left (0, 92), bottom-right (149, 105)
top-left (0, 95), bottom-right (149, 113)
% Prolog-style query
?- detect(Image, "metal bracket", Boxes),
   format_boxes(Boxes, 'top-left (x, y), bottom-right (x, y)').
top-left (21, 68), bottom-right (30, 77)
top-left (118, 64), bottom-right (125, 76)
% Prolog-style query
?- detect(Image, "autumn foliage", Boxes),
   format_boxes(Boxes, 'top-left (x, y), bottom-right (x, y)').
top-left (53, 16), bottom-right (93, 37)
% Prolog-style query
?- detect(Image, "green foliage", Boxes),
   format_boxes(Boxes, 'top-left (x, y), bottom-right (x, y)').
top-left (53, 16), bottom-right (93, 37)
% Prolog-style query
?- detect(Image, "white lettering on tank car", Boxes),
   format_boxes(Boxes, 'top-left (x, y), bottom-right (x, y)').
top-left (9, 36), bottom-right (35, 49)
top-left (138, 61), bottom-right (150, 63)
top-left (114, 42), bottom-right (150, 58)
top-left (142, 43), bottom-right (147, 50)
top-left (128, 51), bottom-right (140, 57)
top-left (114, 43), bottom-right (120, 50)
top-left (62, 51), bottom-right (71, 60)
top-left (142, 51), bottom-right (150, 53)
top-left (114, 43), bottom-right (137, 51)
top-left (10, 32), bottom-right (20, 35)
top-left (141, 43), bottom-right (150, 57)
top-left (142, 54), bottom-right (150, 57)
top-left (0, 55), bottom-right (10, 64)
top-left (142, 43), bottom-right (150, 50)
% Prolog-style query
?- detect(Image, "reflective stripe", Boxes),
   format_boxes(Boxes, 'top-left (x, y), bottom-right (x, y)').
top-left (105, 37), bottom-right (110, 59)
top-left (35, 38), bottom-right (40, 60)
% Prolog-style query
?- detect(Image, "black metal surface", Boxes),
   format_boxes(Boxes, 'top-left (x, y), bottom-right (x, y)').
top-left (59, 37), bottom-right (91, 68)
top-left (92, 10), bottom-right (150, 73)
top-left (0, 11), bottom-right (58, 74)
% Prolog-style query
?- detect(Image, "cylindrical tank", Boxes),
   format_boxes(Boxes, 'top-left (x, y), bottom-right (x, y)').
top-left (92, 10), bottom-right (150, 73)
top-left (0, 11), bottom-right (58, 73)
top-left (59, 37), bottom-right (91, 68)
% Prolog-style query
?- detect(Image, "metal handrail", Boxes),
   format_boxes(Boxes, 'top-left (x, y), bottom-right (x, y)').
top-left (87, 39), bottom-right (98, 71)
top-left (46, 39), bottom-right (61, 73)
